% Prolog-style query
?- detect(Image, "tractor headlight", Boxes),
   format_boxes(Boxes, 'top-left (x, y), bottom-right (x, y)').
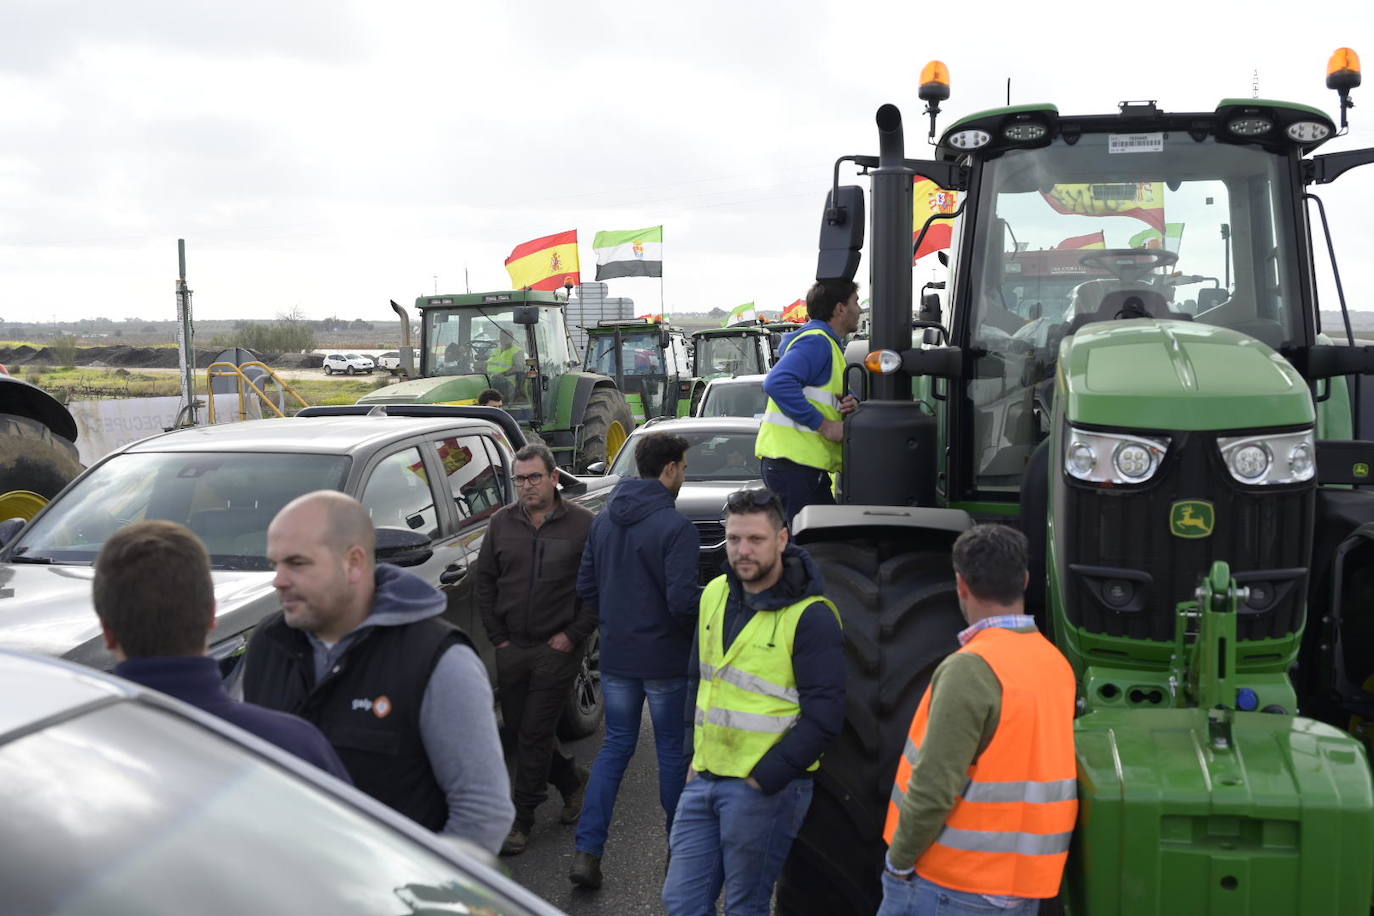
top-left (1065, 428), bottom-right (1170, 484)
top-left (1217, 429), bottom-right (1315, 485)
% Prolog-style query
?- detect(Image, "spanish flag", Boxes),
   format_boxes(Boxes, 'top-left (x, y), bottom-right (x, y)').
top-left (1042, 182), bottom-right (1166, 232)
top-left (781, 299), bottom-right (807, 323)
top-left (504, 230), bottom-right (581, 291)
top-left (913, 177), bottom-right (959, 263)
top-left (1056, 231), bottom-right (1106, 250)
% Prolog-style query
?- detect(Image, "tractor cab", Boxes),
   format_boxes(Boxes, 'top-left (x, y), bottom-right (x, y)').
top-left (583, 318), bottom-right (704, 421)
top-left (689, 325), bottom-right (773, 379)
top-left (359, 290), bottom-right (633, 471)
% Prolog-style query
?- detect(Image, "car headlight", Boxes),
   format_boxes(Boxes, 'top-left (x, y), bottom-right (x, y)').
top-left (1217, 429), bottom-right (1315, 485)
top-left (1064, 428), bottom-right (1170, 484)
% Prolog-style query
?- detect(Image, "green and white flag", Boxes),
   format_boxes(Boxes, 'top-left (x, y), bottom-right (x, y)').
top-left (1129, 222), bottom-right (1184, 252)
top-left (593, 226), bottom-right (663, 280)
top-left (723, 302), bottom-right (756, 326)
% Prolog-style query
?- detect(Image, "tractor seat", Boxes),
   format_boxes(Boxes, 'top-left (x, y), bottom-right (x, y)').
top-left (1066, 287), bottom-right (1182, 336)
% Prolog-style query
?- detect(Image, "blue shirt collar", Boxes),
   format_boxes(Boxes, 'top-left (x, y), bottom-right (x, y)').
top-left (958, 614), bottom-right (1037, 646)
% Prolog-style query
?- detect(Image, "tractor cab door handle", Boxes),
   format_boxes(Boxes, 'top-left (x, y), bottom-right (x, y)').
top-left (440, 564), bottom-right (467, 585)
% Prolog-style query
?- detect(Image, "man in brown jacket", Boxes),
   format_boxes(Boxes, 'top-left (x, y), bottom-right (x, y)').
top-left (475, 442), bottom-right (596, 856)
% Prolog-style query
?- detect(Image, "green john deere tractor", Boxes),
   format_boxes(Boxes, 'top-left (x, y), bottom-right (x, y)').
top-left (777, 50), bottom-right (1374, 915)
top-left (581, 317), bottom-right (706, 422)
top-left (689, 325), bottom-right (774, 380)
top-left (358, 291), bottom-right (634, 472)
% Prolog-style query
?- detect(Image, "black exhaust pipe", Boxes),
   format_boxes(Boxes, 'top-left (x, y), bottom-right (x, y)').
top-left (869, 104), bottom-right (914, 401)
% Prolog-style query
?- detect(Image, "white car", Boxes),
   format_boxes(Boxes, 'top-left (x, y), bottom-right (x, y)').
top-left (323, 352), bottom-right (375, 375)
top-left (377, 351), bottom-right (403, 374)
top-left (695, 374), bottom-right (767, 418)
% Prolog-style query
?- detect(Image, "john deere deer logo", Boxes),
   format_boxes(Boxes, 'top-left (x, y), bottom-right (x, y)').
top-left (1170, 500), bottom-right (1214, 539)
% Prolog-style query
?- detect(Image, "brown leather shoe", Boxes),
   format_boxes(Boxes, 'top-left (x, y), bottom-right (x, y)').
top-left (560, 764), bottom-right (591, 825)
top-left (569, 850), bottom-right (603, 889)
top-left (499, 828), bottom-right (529, 857)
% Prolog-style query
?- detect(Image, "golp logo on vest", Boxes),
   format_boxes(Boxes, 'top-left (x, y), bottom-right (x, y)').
top-left (350, 695), bottom-right (394, 718)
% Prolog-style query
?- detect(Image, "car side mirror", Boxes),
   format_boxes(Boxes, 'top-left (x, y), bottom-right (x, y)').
top-left (374, 526), bottom-right (433, 568)
top-left (512, 306), bottom-right (539, 326)
top-left (586, 461), bottom-right (607, 475)
top-left (0, 517), bottom-right (25, 550)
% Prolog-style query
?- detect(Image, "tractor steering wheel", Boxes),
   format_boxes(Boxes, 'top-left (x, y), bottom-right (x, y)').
top-left (1078, 248), bottom-right (1178, 284)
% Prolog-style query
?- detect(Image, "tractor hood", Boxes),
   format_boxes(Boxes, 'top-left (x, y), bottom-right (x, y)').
top-left (1059, 320), bottom-right (1313, 430)
top-left (356, 374), bottom-right (488, 406)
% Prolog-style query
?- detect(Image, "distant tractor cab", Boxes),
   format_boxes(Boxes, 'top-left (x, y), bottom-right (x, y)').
top-left (358, 291), bottom-right (634, 471)
top-left (774, 50), bottom-right (1374, 916)
top-left (582, 317), bottom-right (706, 422)
top-left (689, 325), bottom-right (773, 380)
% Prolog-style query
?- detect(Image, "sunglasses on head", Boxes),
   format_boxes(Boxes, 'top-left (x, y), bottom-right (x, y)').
top-left (725, 487), bottom-right (782, 513)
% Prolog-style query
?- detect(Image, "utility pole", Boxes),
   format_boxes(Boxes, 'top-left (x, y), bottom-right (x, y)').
top-left (176, 239), bottom-right (197, 425)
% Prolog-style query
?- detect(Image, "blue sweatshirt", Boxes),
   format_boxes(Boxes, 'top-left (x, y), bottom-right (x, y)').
top-left (687, 543), bottom-right (846, 794)
top-left (578, 477), bottom-right (701, 679)
top-left (761, 319), bottom-right (845, 431)
top-left (114, 655), bottom-right (352, 783)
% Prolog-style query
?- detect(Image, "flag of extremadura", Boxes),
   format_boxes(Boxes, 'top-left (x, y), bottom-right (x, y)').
top-left (593, 226), bottom-right (663, 280)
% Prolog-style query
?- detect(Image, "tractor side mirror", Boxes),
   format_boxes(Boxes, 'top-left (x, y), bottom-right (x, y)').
top-left (817, 185), bottom-right (865, 282)
top-left (1197, 288), bottom-right (1230, 311)
top-left (661, 328), bottom-right (672, 348)
top-left (937, 250), bottom-right (949, 267)
top-left (512, 306), bottom-right (539, 325)
top-left (918, 292), bottom-right (942, 325)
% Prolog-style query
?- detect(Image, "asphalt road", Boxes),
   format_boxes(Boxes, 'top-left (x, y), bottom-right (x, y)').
top-left (504, 707), bottom-right (673, 914)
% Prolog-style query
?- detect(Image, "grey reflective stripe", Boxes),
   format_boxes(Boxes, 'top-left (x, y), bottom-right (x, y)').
top-left (935, 826), bottom-right (1073, 856)
top-left (696, 705), bottom-right (798, 734)
top-left (801, 385), bottom-right (840, 408)
top-left (761, 408), bottom-right (814, 432)
top-left (904, 736), bottom-right (921, 766)
top-left (702, 663), bottom-right (800, 704)
top-left (961, 778), bottom-right (1078, 805)
top-left (890, 782), bottom-right (906, 809)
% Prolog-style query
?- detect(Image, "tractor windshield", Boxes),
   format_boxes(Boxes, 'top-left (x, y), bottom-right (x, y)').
top-left (695, 334), bottom-right (764, 378)
top-left (425, 307), bottom-right (526, 377)
top-left (962, 133), bottom-right (1303, 492)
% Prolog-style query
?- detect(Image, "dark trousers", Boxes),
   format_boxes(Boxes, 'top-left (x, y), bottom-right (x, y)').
top-left (497, 641), bottom-right (581, 830)
top-left (762, 457), bottom-right (835, 528)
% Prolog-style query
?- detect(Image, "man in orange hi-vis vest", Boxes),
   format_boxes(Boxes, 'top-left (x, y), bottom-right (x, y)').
top-left (880, 525), bottom-right (1077, 915)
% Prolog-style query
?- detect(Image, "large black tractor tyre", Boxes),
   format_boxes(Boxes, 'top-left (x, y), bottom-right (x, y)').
top-left (0, 413), bottom-right (83, 521)
top-left (776, 541), bottom-right (965, 916)
top-left (574, 387), bottom-right (634, 472)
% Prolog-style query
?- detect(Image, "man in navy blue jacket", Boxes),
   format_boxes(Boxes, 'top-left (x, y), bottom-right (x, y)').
top-left (569, 431), bottom-right (702, 889)
top-left (92, 520), bottom-right (350, 782)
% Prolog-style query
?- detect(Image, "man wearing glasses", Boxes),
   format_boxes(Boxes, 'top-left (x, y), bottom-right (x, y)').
top-left (663, 488), bottom-right (846, 916)
top-left (474, 443), bottom-right (596, 857)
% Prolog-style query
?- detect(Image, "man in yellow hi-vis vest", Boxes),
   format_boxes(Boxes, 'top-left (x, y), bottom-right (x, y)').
top-left (662, 488), bottom-right (846, 916)
top-left (755, 280), bottom-right (861, 527)
top-left (487, 330), bottom-right (526, 402)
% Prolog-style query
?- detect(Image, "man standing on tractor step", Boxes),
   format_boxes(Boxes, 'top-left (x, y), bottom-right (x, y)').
top-left (662, 487), bottom-right (846, 916)
top-left (569, 431), bottom-right (701, 890)
top-left (475, 442), bottom-right (596, 857)
top-left (755, 279), bottom-right (861, 527)
top-left (880, 525), bottom-right (1077, 915)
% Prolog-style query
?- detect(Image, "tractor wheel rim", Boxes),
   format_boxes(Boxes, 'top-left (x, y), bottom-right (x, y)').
top-left (606, 421), bottom-right (628, 462)
top-left (0, 490), bottom-right (48, 521)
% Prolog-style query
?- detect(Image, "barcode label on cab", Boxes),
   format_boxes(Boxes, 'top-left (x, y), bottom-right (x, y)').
top-left (1109, 133), bottom-right (1164, 154)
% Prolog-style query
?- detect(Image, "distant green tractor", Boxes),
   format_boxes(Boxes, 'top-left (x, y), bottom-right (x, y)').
top-left (689, 325), bottom-right (774, 380)
top-left (358, 291), bottom-right (634, 471)
top-left (582, 318), bottom-right (705, 423)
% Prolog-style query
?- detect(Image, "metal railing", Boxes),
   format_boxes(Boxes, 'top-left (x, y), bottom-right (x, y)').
top-left (205, 361), bottom-right (310, 423)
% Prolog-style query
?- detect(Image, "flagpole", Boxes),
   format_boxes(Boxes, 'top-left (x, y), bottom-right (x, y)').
top-left (658, 228), bottom-right (665, 314)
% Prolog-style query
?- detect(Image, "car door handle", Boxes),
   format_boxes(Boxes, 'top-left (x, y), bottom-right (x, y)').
top-left (440, 564), bottom-right (467, 585)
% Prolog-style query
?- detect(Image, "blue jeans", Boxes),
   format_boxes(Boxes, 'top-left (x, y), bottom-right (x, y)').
top-left (877, 873), bottom-right (1040, 915)
top-left (761, 457), bottom-right (834, 528)
top-left (575, 674), bottom-right (689, 857)
top-left (661, 775), bottom-right (813, 916)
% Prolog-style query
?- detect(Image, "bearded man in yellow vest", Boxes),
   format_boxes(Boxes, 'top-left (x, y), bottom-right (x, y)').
top-left (881, 525), bottom-right (1077, 915)
top-left (755, 280), bottom-right (861, 527)
top-left (662, 488), bottom-right (846, 916)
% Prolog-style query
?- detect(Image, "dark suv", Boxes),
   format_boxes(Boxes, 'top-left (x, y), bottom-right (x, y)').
top-left (0, 405), bottom-right (602, 738)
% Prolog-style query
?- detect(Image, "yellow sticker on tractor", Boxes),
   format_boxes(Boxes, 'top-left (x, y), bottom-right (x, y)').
top-left (1170, 500), bottom-right (1214, 539)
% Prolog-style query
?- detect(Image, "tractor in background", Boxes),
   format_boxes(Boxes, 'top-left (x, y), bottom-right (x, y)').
top-left (778, 50), bottom-right (1374, 915)
top-left (0, 376), bottom-right (82, 522)
top-left (689, 324), bottom-right (774, 380)
top-left (358, 291), bottom-right (634, 471)
top-left (581, 317), bottom-right (706, 422)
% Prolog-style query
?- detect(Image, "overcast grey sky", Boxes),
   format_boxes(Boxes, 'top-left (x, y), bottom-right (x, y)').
top-left (2, 0), bottom-right (1373, 323)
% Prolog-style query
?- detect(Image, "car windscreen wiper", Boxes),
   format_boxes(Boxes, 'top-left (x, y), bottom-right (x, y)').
top-left (8, 555), bottom-right (56, 564)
